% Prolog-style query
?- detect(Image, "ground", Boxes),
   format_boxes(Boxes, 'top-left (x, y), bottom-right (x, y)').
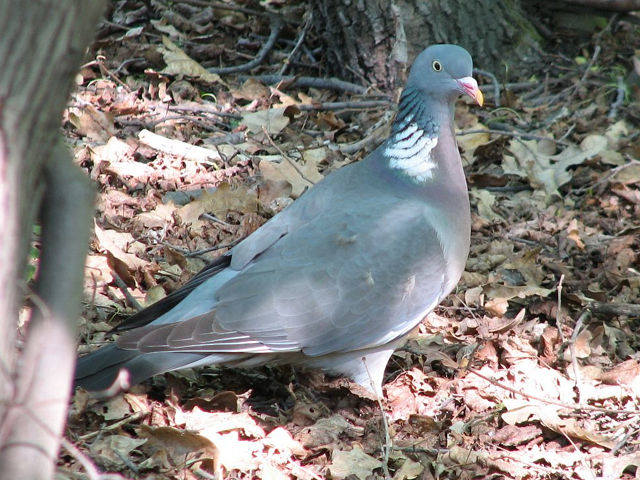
top-left (59, 2), bottom-right (640, 479)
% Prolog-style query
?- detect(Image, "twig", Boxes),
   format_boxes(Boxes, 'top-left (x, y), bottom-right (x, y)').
top-left (138, 129), bottom-right (231, 165)
top-left (587, 301), bottom-right (640, 316)
top-left (556, 274), bottom-right (566, 343)
top-left (467, 367), bottom-right (640, 415)
top-left (262, 127), bottom-right (317, 187)
top-left (611, 426), bottom-right (640, 454)
top-left (330, 134), bottom-right (382, 155)
top-left (200, 212), bottom-right (233, 228)
top-left (279, 13), bottom-right (312, 76)
top-left (568, 310), bottom-right (590, 396)
top-left (168, 104), bottom-right (241, 120)
top-left (484, 78), bottom-right (565, 93)
top-left (60, 437), bottom-right (103, 480)
top-left (94, 55), bottom-right (130, 91)
top-left (466, 367), bottom-right (640, 415)
top-left (473, 68), bottom-right (501, 107)
top-left (560, 0), bottom-right (640, 12)
top-left (456, 128), bottom-right (570, 146)
top-left (114, 448), bottom-right (140, 474)
top-left (484, 185), bottom-right (532, 193)
top-left (112, 271), bottom-right (143, 311)
top-left (574, 158), bottom-right (640, 193)
top-left (571, 44), bottom-right (601, 101)
top-left (296, 100), bottom-right (390, 111)
top-left (208, 16), bottom-right (283, 74)
top-left (176, 0), bottom-right (279, 20)
top-left (238, 74), bottom-right (367, 94)
top-left (112, 57), bottom-right (146, 75)
top-left (608, 75), bottom-right (625, 119)
top-left (166, 240), bottom-right (241, 258)
top-left (78, 411), bottom-right (148, 441)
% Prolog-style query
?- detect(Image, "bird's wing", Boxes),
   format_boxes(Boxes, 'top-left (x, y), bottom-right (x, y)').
top-left (117, 190), bottom-right (450, 357)
top-left (113, 254), bottom-right (232, 332)
top-left (113, 162), bottom-right (360, 332)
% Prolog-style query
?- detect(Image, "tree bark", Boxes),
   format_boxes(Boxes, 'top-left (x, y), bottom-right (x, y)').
top-left (310, 0), bottom-right (540, 89)
top-left (0, 1), bottom-right (104, 479)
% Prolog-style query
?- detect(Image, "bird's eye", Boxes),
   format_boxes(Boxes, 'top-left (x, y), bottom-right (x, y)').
top-left (432, 60), bottom-right (442, 72)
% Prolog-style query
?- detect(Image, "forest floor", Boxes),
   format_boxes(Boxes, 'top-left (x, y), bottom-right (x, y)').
top-left (60, 2), bottom-right (640, 479)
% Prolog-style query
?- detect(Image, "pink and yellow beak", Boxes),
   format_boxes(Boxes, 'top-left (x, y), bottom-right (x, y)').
top-left (457, 77), bottom-right (484, 106)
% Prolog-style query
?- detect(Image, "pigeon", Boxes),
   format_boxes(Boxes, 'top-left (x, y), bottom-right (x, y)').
top-left (75, 44), bottom-right (483, 397)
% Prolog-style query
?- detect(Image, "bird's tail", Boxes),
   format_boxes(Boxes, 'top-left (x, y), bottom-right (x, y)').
top-left (74, 344), bottom-right (208, 393)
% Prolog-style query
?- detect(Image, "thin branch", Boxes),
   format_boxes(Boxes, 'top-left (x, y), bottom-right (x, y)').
top-left (112, 271), bottom-right (143, 311)
top-left (608, 75), bottom-right (625, 119)
top-left (467, 367), bottom-right (639, 415)
top-left (208, 16), bottom-right (283, 74)
top-left (456, 128), bottom-right (570, 146)
top-left (587, 301), bottom-right (640, 316)
top-left (561, 0), bottom-right (640, 11)
top-left (473, 68), bottom-right (501, 107)
top-left (296, 100), bottom-right (390, 111)
top-left (238, 74), bottom-right (367, 94)
top-left (279, 13), bottom-right (312, 75)
top-left (262, 127), bottom-right (317, 187)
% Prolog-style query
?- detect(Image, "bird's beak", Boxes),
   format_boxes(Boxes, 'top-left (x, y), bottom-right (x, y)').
top-left (457, 77), bottom-right (484, 106)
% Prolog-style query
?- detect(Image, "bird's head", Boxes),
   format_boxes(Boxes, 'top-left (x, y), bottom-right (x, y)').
top-left (407, 44), bottom-right (483, 107)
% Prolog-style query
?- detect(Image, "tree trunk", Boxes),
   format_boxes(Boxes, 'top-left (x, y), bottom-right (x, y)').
top-left (0, 1), bottom-right (104, 479)
top-left (311, 0), bottom-right (540, 89)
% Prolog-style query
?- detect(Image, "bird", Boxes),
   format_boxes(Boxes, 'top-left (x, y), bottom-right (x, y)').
top-left (75, 44), bottom-right (483, 397)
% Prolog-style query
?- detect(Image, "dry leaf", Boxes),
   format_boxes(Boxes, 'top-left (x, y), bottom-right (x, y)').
top-left (69, 105), bottom-right (115, 142)
top-left (232, 78), bottom-right (270, 100)
top-left (328, 446), bottom-right (383, 480)
top-left (470, 189), bottom-right (504, 222)
top-left (503, 135), bottom-right (608, 199)
top-left (177, 183), bottom-right (258, 232)
top-left (158, 36), bottom-right (224, 85)
top-left (484, 297), bottom-right (508, 316)
top-left (264, 427), bottom-right (306, 456)
top-left (457, 122), bottom-right (491, 163)
top-left (90, 434), bottom-right (147, 463)
top-left (241, 107), bottom-right (290, 135)
top-left (392, 456), bottom-right (424, 480)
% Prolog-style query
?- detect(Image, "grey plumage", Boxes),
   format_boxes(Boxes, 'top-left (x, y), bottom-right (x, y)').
top-left (75, 44), bottom-right (482, 396)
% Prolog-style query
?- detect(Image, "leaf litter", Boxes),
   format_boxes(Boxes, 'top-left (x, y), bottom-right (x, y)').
top-left (60, 3), bottom-right (640, 480)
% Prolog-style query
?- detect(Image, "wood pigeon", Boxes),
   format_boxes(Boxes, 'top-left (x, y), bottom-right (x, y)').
top-left (76, 44), bottom-right (483, 397)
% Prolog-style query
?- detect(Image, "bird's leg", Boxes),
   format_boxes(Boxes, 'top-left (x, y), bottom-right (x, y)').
top-left (362, 357), bottom-right (391, 478)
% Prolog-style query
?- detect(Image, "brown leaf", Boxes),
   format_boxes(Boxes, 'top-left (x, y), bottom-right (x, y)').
top-left (484, 298), bottom-right (508, 316)
top-left (69, 105), bottom-right (115, 142)
top-left (540, 326), bottom-right (560, 363)
top-left (296, 414), bottom-right (361, 448)
top-left (158, 36), bottom-right (224, 85)
top-left (328, 445), bottom-right (382, 480)
top-left (232, 78), bottom-right (270, 100)
top-left (264, 427), bottom-right (306, 456)
top-left (491, 424), bottom-right (542, 447)
top-left (600, 359), bottom-right (640, 386)
top-left (241, 108), bottom-right (289, 135)
top-left (183, 391), bottom-right (240, 412)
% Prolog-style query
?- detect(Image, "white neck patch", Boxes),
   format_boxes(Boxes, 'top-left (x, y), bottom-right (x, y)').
top-left (384, 118), bottom-right (438, 182)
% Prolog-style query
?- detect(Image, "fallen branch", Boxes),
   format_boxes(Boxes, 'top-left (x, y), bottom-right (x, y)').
top-left (561, 0), bottom-right (640, 11)
top-left (208, 16), bottom-right (283, 74)
top-left (608, 75), bottom-right (625, 119)
top-left (588, 301), bottom-right (640, 317)
top-left (279, 12), bottom-right (312, 75)
top-left (473, 68), bottom-right (501, 107)
top-left (296, 100), bottom-right (390, 111)
top-left (238, 74), bottom-right (367, 94)
top-left (138, 129), bottom-right (239, 165)
top-left (457, 128), bottom-right (571, 146)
